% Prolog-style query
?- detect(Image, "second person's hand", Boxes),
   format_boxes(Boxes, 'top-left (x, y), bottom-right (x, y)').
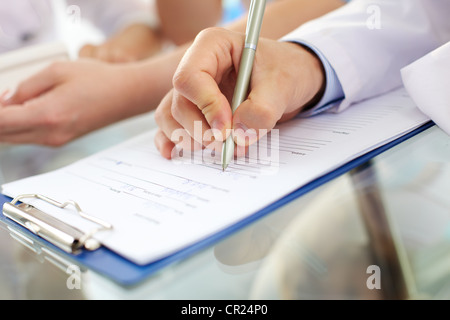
top-left (0, 59), bottom-right (157, 146)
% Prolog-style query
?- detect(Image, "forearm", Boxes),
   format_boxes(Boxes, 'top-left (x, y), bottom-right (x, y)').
top-left (156, 0), bottom-right (345, 52)
top-left (122, 44), bottom-right (191, 116)
top-left (226, 0), bottom-right (345, 39)
top-left (156, 0), bottom-right (223, 45)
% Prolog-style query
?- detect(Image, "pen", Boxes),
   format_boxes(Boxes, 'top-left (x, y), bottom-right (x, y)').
top-left (221, 0), bottom-right (266, 171)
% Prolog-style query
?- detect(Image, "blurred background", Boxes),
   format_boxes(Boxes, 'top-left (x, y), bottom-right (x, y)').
top-left (0, 0), bottom-right (247, 58)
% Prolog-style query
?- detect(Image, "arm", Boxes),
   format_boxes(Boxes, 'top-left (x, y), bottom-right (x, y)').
top-left (156, 0), bottom-right (223, 46)
top-left (155, 0), bottom-right (334, 44)
top-left (227, 0), bottom-right (344, 39)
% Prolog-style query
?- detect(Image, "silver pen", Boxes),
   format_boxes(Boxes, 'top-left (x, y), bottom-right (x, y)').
top-left (221, 0), bottom-right (266, 171)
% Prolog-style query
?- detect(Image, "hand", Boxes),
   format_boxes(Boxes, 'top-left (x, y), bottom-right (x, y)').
top-left (154, 27), bottom-right (325, 159)
top-left (0, 59), bottom-right (149, 146)
top-left (79, 24), bottom-right (163, 63)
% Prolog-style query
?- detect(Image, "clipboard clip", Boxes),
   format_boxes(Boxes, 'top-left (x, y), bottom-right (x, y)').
top-left (2, 194), bottom-right (113, 255)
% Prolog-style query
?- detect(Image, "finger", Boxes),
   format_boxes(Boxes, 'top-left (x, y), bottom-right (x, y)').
top-left (2, 63), bottom-right (62, 106)
top-left (0, 130), bottom-right (47, 145)
top-left (154, 129), bottom-right (175, 160)
top-left (172, 28), bottom-right (238, 140)
top-left (0, 93), bottom-right (82, 146)
top-left (171, 90), bottom-right (215, 144)
top-left (0, 89), bottom-right (14, 106)
top-left (154, 91), bottom-right (202, 156)
top-left (232, 99), bottom-right (280, 147)
top-left (0, 90), bottom-right (8, 100)
top-left (235, 144), bottom-right (248, 158)
top-left (0, 125), bottom-right (67, 146)
top-left (79, 44), bottom-right (96, 58)
top-left (154, 91), bottom-right (186, 145)
top-left (0, 103), bottom-right (42, 135)
top-left (0, 103), bottom-right (54, 145)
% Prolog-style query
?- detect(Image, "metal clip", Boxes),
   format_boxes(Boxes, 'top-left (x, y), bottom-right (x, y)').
top-left (2, 194), bottom-right (113, 254)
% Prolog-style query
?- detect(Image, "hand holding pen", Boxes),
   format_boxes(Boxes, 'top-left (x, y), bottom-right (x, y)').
top-left (153, 2), bottom-right (326, 162)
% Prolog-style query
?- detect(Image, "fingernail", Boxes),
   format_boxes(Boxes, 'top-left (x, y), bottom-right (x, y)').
top-left (233, 123), bottom-right (258, 147)
top-left (0, 88), bottom-right (15, 105)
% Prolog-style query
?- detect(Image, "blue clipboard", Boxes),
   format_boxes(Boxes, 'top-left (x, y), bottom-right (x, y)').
top-left (0, 121), bottom-right (435, 287)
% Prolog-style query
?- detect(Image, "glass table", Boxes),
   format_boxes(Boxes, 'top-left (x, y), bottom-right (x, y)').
top-left (0, 112), bottom-right (449, 300)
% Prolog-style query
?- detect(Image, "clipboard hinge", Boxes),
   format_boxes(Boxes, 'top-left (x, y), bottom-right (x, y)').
top-left (2, 194), bottom-right (113, 254)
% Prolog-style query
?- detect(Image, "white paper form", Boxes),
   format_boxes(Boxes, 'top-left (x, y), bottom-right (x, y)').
top-left (1, 88), bottom-right (431, 265)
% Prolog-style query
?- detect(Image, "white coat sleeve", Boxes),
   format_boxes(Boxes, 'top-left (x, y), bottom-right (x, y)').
top-left (67, 0), bottom-right (158, 37)
top-left (401, 41), bottom-right (450, 135)
top-left (282, 0), bottom-right (450, 113)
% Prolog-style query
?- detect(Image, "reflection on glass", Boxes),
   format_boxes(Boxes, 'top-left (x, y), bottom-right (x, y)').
top-left (0, 219), bottom-right (86, 300)
top-left (214, 176), bottom-right (384, 300)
